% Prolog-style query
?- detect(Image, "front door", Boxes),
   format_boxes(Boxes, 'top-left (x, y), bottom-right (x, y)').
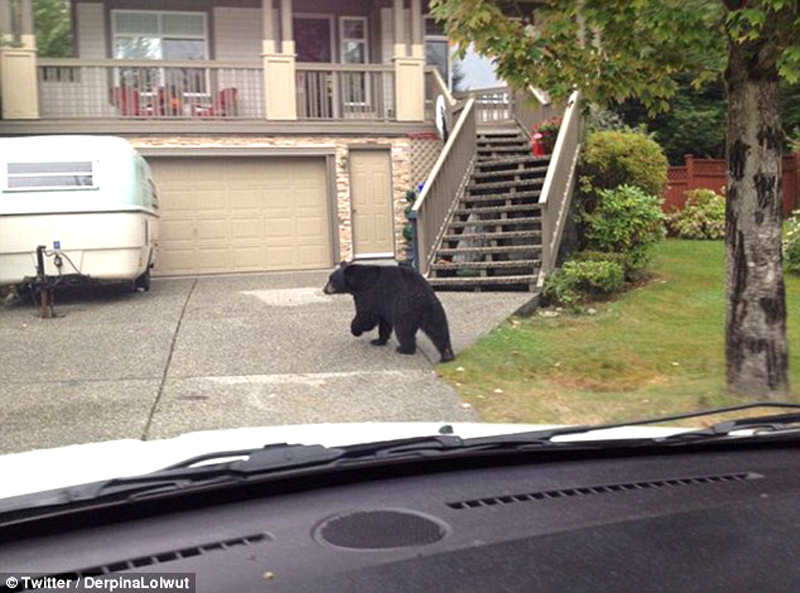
top-left (294, 17), bottom-right (333, 62)
top-left (294, 17), bottom-right (334, 118)
top-left (350, 149), bottom-right (394, 258)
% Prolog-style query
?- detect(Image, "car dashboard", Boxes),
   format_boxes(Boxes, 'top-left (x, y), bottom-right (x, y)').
top-left (2, 440), bottom-right (800, 592)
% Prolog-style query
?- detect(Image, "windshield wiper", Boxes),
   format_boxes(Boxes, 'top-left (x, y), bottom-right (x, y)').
top-left (4, 402), bottom-right (800, 520)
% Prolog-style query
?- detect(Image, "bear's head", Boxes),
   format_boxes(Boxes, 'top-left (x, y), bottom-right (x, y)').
top-left (323, 262), bottom-right (381, 295)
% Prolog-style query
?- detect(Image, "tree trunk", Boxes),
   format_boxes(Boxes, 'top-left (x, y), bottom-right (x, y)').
top-left (724, 33), bottom-right (789, 397)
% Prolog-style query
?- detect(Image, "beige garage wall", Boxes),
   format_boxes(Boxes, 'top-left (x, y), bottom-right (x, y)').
top-left (127, 135), bottom-right (418, 263)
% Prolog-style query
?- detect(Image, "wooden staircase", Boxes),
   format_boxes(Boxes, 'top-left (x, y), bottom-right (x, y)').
top-left (426, 126), bottom-right (549, 291)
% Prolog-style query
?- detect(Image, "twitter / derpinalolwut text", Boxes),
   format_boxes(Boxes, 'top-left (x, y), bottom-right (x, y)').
top-left (2, 574), bottom-right (195, 592)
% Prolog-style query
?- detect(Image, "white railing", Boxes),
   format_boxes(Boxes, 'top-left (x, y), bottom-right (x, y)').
top-left (458, 85), bottom-right (512, 123)
top-left (411, 98), bottom-right (477, 275)
top-left (538, 90), bottom-right (582, 280)
top-left (37, 58), bottom-right (264, 119)
top-left (295, 63), bottom-right (395, 121)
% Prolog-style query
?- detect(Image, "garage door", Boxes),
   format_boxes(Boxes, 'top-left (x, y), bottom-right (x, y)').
top-left (148, 157), bottom-right (332, 276)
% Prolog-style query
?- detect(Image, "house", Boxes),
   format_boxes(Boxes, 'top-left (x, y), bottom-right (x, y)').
top-left (0, 0), bottom-right (581, 291)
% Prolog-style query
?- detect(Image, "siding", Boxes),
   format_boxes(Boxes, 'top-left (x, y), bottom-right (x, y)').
top-left (213, 6), bottom-right (279, 59)
top-left (76, 2), bottom-right (106, 58)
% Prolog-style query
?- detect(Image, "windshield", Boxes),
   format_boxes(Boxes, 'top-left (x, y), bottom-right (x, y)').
top-left (0, 0), bottom-right (798, 507)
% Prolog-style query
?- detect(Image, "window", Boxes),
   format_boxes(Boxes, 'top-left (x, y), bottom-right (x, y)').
top-left (425, 16), bottom-right (449, 87)
top-left (340, 17), bottom-right (370, 109)
top-left (5, 162), bottom-right (96, 192)
top-left (113, 11), bottom-right (207, 61)
top-left (112, 11), bottom-right (208, 95)
top-left (340, 17), bottom-right (368, 65)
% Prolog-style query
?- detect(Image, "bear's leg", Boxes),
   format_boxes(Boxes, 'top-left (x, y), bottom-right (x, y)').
top-left (370, 318), bottom-right (392, 346)
top-left (351, 313), bottom-right (379, 337)
top-left (394, 322), bottom-right (417, 355)
top-left (421, 303), bottom-right (455, 363)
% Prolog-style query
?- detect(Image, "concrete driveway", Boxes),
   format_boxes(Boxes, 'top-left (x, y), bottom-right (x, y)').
top-left (0, 271), bottom-right (532, 455)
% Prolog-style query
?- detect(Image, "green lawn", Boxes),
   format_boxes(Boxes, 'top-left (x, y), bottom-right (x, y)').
top-left (438, 239), bottom-right (800, 426)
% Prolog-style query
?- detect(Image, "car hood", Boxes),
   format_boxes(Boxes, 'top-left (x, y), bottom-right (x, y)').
top-left (0, 422), bottom-right (690, 500)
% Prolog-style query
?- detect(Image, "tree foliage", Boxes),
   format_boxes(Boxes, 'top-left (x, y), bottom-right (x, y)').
top-left (34, 0), bottom-right (71, 58)
top-left (430, 1), bottom-right (799, 112)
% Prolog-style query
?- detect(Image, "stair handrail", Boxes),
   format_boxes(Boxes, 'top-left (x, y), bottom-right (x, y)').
top-left (510, 86), bottom-right (563, 140)
top-left (537, 89), bottom-right (582, 281)
top-left (431, 68), bottom-right (457, 108)
top-left (411, 96), bottom-right (477, 275)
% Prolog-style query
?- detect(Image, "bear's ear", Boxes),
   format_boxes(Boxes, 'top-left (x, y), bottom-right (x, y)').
top-left (344, 265), bottom-right (380, 292)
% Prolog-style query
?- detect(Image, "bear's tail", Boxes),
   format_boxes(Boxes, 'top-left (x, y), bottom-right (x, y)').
top-left (421, 300), bottom-right (455, 363)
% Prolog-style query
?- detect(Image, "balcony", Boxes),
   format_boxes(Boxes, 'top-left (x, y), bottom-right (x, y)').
top-left (38, 59), bottom-right (404, 123)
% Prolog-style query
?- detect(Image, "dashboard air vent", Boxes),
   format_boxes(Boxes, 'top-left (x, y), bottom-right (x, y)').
top-left (446, 472), bottom-right (763, 510)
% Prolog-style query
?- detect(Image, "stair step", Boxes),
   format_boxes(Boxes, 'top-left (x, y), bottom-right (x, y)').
top-left (477, 130), bottom-right (523, 138)
top-left (427, 275), bottom-right (539, 287)
top-left (446, 216), bottom-right (541, 228)
top-left (442, 230), bottom-right (541, 242)
top-left (436, 245), bottom-right (542, 256)
top-left (478, 146), bottom-right (532, 156)
top-left (454, 204), bottom-right (542, 215)
top-left (473, 166), bottom-right (549, 180)
top-left (477, 155), bottom-right (551, 168)
top-left (462, 190), bottom-right (541, 203)
top-left (431, 259), bottom-right (540, 270)
top-left (477, 138), bottom-right (528, 147)
top-left (468, 179), bottom-right (544, 192)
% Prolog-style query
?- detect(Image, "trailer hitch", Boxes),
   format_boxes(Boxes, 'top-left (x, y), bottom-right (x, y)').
top-left (35, 245), bottom-right (53, 319)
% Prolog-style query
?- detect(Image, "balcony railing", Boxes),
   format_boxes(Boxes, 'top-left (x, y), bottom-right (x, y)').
top-left (456, 85), bottom-right (561, 132)
top-left (295, 63), bottom-right (395, 121)
top-left (37, 58), bottom-right (264, 119)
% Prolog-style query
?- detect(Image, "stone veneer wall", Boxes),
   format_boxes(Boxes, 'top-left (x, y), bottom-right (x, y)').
top-left (126, 135), bottom-right (422, 263)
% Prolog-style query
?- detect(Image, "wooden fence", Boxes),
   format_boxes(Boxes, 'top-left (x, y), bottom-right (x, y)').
top-left (666, 154), bottom-right (799, 218)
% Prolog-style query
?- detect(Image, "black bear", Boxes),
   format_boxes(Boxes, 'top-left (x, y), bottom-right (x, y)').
top-left (323, 262), bottom-right (455, 362)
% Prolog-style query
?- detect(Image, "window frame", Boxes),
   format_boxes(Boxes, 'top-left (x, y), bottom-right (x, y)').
top-left (3, 161), bottom-right (99, 193)
top-left (338, 16), bottom-right (371, 111)
top-left (339, 16), bottom-right (369, 66)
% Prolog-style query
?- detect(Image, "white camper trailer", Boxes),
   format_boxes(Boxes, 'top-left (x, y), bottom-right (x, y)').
top-left (0, 136), bottom-right (159, 291)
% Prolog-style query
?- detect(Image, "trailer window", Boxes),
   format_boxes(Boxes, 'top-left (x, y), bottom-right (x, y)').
top-left (5, 162), bottom-right (96, 191)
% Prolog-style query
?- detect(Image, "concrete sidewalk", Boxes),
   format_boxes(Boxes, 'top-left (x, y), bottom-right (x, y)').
top-left (0, 271), bottom-right (532, 455)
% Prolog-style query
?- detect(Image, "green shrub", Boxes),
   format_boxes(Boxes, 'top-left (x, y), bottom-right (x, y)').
top-left (582, 185), bottom-right (667, 270)
top-left (668, 189), bottom-right (726, 240)
top-left (786, 212), bottom-right (800, 274)
top-left (542, 259), bottom-right (625, 310)
top-left (569, 250), bottom-right (645, 281)
top-left (579, 130), bottom-right (669, 210)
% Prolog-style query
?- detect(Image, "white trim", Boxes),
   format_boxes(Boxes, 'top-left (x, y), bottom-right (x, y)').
top-left (353, 252), bottom-right (396, 260)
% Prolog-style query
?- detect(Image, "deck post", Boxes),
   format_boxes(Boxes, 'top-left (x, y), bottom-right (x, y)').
top-left (0, 0), bottom-right (40, 120)
top-left (394, 0), bottom-right (425, 122)
top-left (262, 0), bottom-right (297, 120)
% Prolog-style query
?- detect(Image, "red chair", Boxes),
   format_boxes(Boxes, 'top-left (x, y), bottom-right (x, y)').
top-left (194, 88), bottom-right (238, 118)
top-left (110, 86), bottom-right (142, 117)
